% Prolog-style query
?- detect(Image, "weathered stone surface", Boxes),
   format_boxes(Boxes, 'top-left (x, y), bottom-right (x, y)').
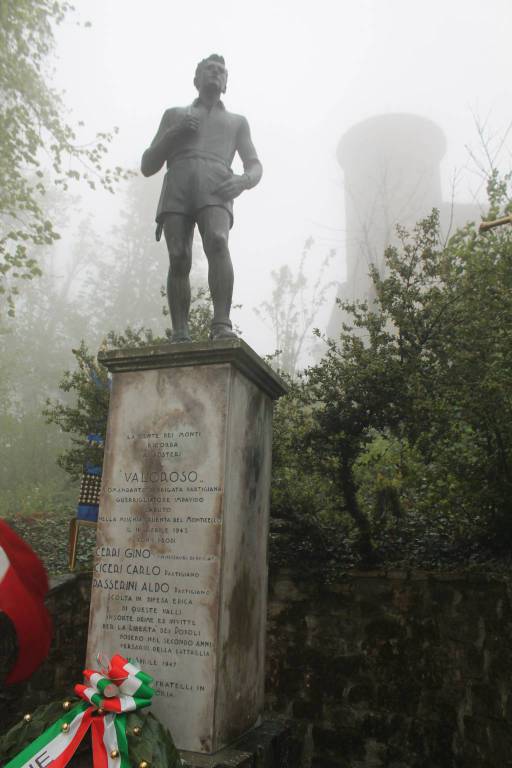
top-left (87, 343), bottom-right (284, 753)
top-left (97, 339), bottom-right (286, 400)
top-left (5, 565), bottom-right (512, 766)
top-left (265, 567), bottom-right (512, 767)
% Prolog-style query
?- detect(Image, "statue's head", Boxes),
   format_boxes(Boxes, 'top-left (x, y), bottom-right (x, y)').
top-left (194, 54), bottom-right (228, 95)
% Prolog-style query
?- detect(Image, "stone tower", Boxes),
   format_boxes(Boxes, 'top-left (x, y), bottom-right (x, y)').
top-left (328, 113), bottom-right (455, 337)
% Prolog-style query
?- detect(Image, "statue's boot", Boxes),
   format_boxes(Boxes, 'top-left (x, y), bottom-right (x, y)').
top-left (171, 326), bottom-right (192, 343)
top-left (210, 321), bottom-right (237, 340)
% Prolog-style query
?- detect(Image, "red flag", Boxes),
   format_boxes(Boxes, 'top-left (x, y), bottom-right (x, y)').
top-left (0, 519), bottom-right (52, 683)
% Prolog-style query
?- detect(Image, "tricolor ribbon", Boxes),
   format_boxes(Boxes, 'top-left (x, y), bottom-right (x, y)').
top-left (5, 654), bottom-right (153, 768)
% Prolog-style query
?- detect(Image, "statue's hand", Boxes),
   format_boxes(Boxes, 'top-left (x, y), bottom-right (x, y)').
top-left (214, 174), bottom-right (248, 201)
top-left (176, 114), bottom-right (200, 134)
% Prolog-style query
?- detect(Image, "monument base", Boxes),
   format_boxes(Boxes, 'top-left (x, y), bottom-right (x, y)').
top-left (180, 720), bottom-right (291, 768)
top-left (87, 340), bottom-right (287, 753)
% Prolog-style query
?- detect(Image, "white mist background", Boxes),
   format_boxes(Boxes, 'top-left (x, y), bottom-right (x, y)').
top-left (52, 0), bottom-right (512, 359)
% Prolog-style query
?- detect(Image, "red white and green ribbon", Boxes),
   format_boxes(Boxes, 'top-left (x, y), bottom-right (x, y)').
top-left (5, 654), bottom-right (153, 768)
top-left (76, 654), bottom-right (154, 713)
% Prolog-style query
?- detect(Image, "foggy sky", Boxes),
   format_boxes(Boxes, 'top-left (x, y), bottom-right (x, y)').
top-left (52, 0), bottom-right (512, 358)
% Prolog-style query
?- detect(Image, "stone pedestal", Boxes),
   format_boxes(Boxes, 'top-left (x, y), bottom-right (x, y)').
top-left (86, 340), bottom-right (286, 754)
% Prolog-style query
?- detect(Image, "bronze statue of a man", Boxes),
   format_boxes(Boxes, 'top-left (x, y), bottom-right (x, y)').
top-left (141, 54), bottom-right (262, 341)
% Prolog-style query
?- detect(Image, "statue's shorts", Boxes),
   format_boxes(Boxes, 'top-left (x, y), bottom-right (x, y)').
top-left (155, 155), bottom-right (234, 229)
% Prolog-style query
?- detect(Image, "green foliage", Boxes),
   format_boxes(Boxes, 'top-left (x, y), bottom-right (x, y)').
top-left (273, 173), bottom-right (512, 564)
top-left (0, 406), bottom-right (75, 519)
top-left (0, 0), bottom-right (129, 315)
top-left (368, 191), bottom-right (512, 542)
top-left (0, 701), bottom-right (66, 762)
top-left (270, 380), bottom-right (342, 560)
top-left (43, 340), bottom-right (110, 479)
top-left (354, 433), bottom-right (410, 523)
top-left (0, 703), bottom-right (180, 768)
top-left (296, 313), bottom-right (401, 563)
top-left (126, 711), bottom-right (181, 768)
top-left (44, 290), bottom-right (214, 479)
top-left (0, 220), bottom-right (110, 519)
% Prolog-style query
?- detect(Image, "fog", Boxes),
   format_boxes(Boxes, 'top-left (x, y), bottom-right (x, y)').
top-left (47, 0), bottom-right (511, 356)
top-left (1, 0), bottom-right (510, 532)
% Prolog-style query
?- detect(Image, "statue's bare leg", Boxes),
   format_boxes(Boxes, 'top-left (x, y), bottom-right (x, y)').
top-left (163, 214), bottom-right (194, 341)
top-left (197, 206), bottom-right (236, 339)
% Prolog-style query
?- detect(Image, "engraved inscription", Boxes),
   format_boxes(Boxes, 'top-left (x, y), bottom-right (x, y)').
top-left (87, 366), bottom-right (229, 751)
